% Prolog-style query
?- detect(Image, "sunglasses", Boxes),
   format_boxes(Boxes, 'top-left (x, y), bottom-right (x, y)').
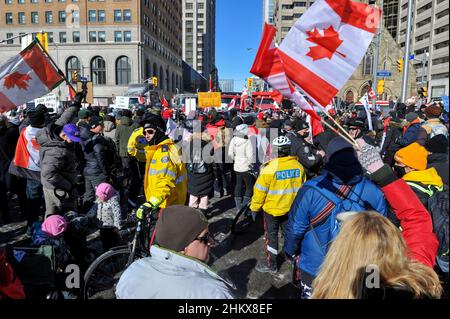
top-left (144, 128), bottom-right (156, 135)
top-left (195, 233), bottom-right (215, 246)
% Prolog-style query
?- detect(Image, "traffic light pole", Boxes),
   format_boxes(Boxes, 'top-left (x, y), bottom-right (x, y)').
top-left (371, 0), bottom-right (383, 125)
top-left (401, 0), bottom-right (414, 102)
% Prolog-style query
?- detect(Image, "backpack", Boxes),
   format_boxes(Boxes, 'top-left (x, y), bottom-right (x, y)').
top-left (408, 182), bottom-right (449, 273)
top-left (187, 148), bottom-right (207, 174)
top-left (305, 177), bottom-right (372, 254)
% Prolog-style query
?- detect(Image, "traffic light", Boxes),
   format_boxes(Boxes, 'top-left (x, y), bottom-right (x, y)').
top-left (71, 70), bottom-right (78, 83)
top-left (36, 32), bottom-right (48, 52)
top-left (247, 78), bottom-right (253, 89)
top-left (396, 58), bottom-right (404, 73)
top-left (418, 86), bottom-right (428, 98)
top-left (152, 76), bottom-right (158, 87)
top-left (377, 79), bottom-right (385, 94)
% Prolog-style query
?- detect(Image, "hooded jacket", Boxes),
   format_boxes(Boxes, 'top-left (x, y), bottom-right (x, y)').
top-left (287, 131), bottom-right (323, 175)
top-left (36, 124), bottom-right (78, 192)
top-left (127, 127), bottom-right (149, 163)
top-left (115, 245), bottom-right (235, 299)
top-left (284, 170), bottom-right (388, 278)
top-left (403, 168), bottom-right (444, 209)
top-left (103, 121), bottom-right (116, 142)
top-left (228, 126), bottom-right (255, 173)
top-left (427, 153), bottom-right (449, 186)
top-left (143, 138), bottom-right (187, 208)
top-left (115, 116), bottom-right (137, 158)
top-left (397, 119), bottom-right (422, 147)
top-left (381, 120), bottom-right (404, 166)
top-left (0, 123), bottom-right (19, 184)
top-left (186, 132), bottom-right (214, 197)
top-left (80, 127), bottom-right (111, 177)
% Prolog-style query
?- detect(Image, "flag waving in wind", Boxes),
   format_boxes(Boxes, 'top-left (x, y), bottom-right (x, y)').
top-left (0, 41), bottom-right (64, 113)
top-left (278, 0), bottom-right (381, 107)
top-left (250, 23), bottom-right (320, 120)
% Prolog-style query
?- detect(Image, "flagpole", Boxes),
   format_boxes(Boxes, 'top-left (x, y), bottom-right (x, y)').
top-left (321, 109), bottom-right (358, 145)
top-left (320, 117), bottom-right (358, 148)
top-left (34, 38), bottom-right (77, 93)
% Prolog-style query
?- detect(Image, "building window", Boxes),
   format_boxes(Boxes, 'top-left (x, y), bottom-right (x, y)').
top-left (431, 86), bottom-right (446, 98)
top-left (72, 10), bottom-right (80, 23)
top-left (91, 56), bottom-right (106, 85)
top-left (6, 33), bottom-right (13, 44)
top-left (124, 9), bottom-right (131, 22)
top-left (66, 56), bottom-right (80, 80)
top-left (114, 10), bottom-right (122, 22)
top-left (31, 12), bottom-right (39, 24)
top-left (435, 24), bottom-right (449, 35)
top-left (6, 12), bottom-right (13, 24)
top-left (59, 11), bottom-right (66, 23)
top-left (31, 0), bottom-right (38, 3)
top-left (198, 3), bottom-right (204, 9)
top-left (5, 0), bottom-right (13, 4)
top-left (124, 31), bottom-right (131, 42)
top-left (89, 31), bottom-right (97, 42)
top-left (59, 32), bottom-right (66, 43)
top-left (98, 31), bottom-right (106, 42)
top-left (116, 56), bottom-right (131, 85)
top-left (98, 10), bottom-right (105, 22)
top-left (363, 53), bottom-right (373, 75)
top-left (88, 10), bottom-right (96, 22)
top-left (47, 32), bottom-right (53, 43)
top-left (18, 12), bottom-right (25, 24)
top-left (45, 11), bottom-right (53, 24)
top-left (186, 2), bottom-right (193, 10)
top-left (72, 31), bottom-right (80, 43)
top-left (18, 0), bottom-right (25, 3)
top-left (114, 31), bottom-right (122, 42)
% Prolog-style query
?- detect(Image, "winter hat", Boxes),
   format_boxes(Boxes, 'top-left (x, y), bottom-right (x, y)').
top-left (78, 109), bottom-right (92, 120)
top-left (155, 205), bottom-right (208, 252)
top-left (425, 105), bottom-right (442, 118)
top-left (42, 215), bottom-right (68, 237)
top-left (95, 183), bottom-right (117, 202)
top-left (63, 123), bottom-right (81, 143)
top-left (257, 112), bottom-right (265, 120)
top-left (394, 143), bottom-right (428, 170)
top-left (28, 109), bottom-right (46, 127)
top-left (293, 118), bottom-right (309, 131)
top-left (326, 137), bottom-right (354, 162)
top-left (141, 113), bottom-right (167, 133)
top-left (234, 124), bottom-right (249, 137)
top-left (405, 112), bottom-right (419, 123)
top-left (120, 109), bottom-right (132, 118)
top-left (89, 116), bottom-right (104, 129)
top-left (243, 115), bottom-right (256, 126)
top-left (425, 135), bottom-right (449, 154)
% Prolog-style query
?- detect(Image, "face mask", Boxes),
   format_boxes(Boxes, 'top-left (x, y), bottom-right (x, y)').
top-left (394, 165), bottom-right (407, 178)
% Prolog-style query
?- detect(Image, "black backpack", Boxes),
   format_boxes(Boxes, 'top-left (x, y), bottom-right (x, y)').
top-left (187, 149), bottom-right (207, 174)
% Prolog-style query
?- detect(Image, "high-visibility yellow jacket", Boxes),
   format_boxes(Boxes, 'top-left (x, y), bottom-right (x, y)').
top-left (143, 138), bottom-right (187, 209)
top-left (127, 127), bottom-right (149, 163)
top-left (250, 156), bottom-right (306, 217)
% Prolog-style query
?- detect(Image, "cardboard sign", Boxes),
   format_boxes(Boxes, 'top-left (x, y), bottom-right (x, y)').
top-left (198, 92), bottom-right (221, 108)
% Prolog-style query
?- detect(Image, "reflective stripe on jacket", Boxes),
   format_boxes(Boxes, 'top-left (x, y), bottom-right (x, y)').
top-left (127, 127), bottom-right (149, 163)
top-left (250, 156), bottom-right (306, 217)
top-left (143, 139), bottom-right (187, 208)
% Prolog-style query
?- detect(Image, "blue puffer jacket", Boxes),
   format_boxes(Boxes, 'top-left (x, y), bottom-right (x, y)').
top-left (397, 123), bottom-right (422, 147)
top-left (284, 170), bottom-right (388, 278)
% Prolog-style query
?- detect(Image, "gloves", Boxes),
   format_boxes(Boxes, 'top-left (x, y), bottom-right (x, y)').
top-left (136, 202), bottom-right (154, 220)
top-left (354, 139), bottom-right (385, 174)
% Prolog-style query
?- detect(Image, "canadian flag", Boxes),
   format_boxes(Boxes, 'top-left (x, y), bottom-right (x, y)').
top-left (278, 0), bottom-right (381, 107)
top-left (69, 86), bottom-right (77, 101)
top-left (0, 41), bottom-right (64, 113)
top-left (367, 87), bottom-right (377, 100)
top-left (161, 95), bottom-right (169, 107)
top-left (325, 101), bottom-right (336, 116)
top-left (240, 88), bottom-right (249, 111)
top-left (228, 96), bottom-right (238, 110)
top-left (250, 24), bottom-right (320, 120)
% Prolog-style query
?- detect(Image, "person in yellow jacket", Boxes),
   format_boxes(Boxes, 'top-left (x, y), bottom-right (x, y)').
top-left (250, 136), bottom-right (306, 274)
top-left (136, 114), bottom-right (187, 218)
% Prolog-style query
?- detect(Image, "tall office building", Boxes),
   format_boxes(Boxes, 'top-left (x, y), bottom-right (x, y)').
top-left (219, 79), bottom-right (234, 92)
top-left (397, 0), bottom-right (449, 98)
top-left (0, 0), bottom-right (183, 104)
top-left (263, 0), bottom-right (276, 24)
top-left (182, 0), bottom-right (216, 82)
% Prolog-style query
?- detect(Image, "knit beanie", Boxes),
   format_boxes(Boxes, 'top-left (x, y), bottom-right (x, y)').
top-left (394, 142), bottom-right (428, 170)
top-left (155, 205), bottom-right (208, 252)
top-left (405, 112), bottom-right (419, 123)
top-left (42, 215), bottom-right (67, 237)
top-left (425, 105), bottom-right (442, 118)
top-left (28, 109), bottom-right (46, 127)
top-left (425, 135), bottom-right (449, 154)
top-left (95, 183), bottom-right (117, 202)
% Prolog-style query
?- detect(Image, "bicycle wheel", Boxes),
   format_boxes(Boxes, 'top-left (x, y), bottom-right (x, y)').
top-left (82, 247), bottom-right (134, 300)
top-left (231, 204), bottom-right (253, 235)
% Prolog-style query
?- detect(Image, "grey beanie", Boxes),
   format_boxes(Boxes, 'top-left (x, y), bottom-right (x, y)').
top-left (405, 112), bottom-right (419, 123)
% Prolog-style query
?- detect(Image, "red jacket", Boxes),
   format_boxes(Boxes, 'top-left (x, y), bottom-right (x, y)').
top-left (382, 179), bottom-right (439, 268)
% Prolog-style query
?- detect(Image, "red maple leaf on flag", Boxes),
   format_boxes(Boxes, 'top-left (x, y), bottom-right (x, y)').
top-left (3, 72), bottom-right (32, 90)
top-left (306, 26), bottom-right (346, 61)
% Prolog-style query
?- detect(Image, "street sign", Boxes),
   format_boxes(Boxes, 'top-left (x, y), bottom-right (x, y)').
top-left (377, 70), bottom-right (392, 77)
top-left (79, 76), bottom-right (88, 82)
top-left (198, 92), bottom-right (221, 108)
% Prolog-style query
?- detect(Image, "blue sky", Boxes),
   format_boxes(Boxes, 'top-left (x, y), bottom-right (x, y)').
top-left (215, 0), bottom-right (263, 91)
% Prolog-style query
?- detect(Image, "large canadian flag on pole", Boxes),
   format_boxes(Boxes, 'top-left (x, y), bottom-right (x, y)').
top-left (250, 23), bottom-right (320, 120)
top-left (0, 41), bottom-right (64, 113)
top-left (278, 0), bottom-right (381, 107)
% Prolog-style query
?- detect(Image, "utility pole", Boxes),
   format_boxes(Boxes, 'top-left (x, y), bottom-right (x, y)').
top-left (370, 0), bottom-right (383, 132)
top-left (401, 0), bottom-right (414, 102)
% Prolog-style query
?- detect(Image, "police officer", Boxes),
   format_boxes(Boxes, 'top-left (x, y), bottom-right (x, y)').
top-left (250, 136), bottom-right (307, 274)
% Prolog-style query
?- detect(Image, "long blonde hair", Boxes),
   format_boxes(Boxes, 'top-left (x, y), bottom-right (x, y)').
top-left (311, 212), bottom-right (442, 299)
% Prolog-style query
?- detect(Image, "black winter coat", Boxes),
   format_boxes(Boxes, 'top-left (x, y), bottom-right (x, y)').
top-left (186, 134), bottom-right (214, 197)
top-left (428, 153), bottom-right (449, 186)
top-left (80, 127), bottom-right (112, 178)
top-left (286, 131), bottom-right (323, 175)
top-left (381, 122), bottom-right (403, 166)
top-left (0, 124), bottom-right (19, 184)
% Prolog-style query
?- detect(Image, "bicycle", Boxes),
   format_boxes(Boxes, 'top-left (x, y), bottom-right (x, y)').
top-left (82, 207), bottom-right (160, 299)
top-left (231, 203), bottom-right (256, 235)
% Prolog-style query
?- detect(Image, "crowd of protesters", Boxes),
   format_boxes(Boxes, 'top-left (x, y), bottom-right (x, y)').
top-left (0, 92), bottom-right (448, 300)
